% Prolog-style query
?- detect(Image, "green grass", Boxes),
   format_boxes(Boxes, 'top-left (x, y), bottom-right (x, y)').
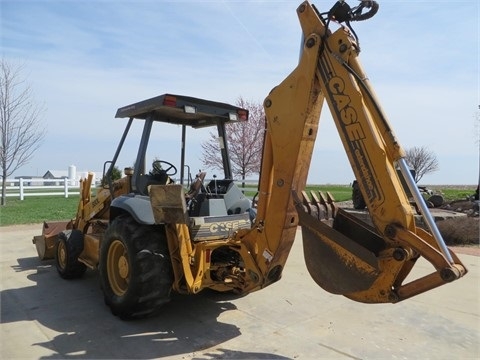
top-left (431, 188), bottom-right (475, 202)
top-left (241, 184), bottom-right (353, 202)
top-left (0, 185), bottom-right (476, 227)
top-left (0, 196), bottom-right (79, 226)
top-left (305, 184), bottom-right (353, 202)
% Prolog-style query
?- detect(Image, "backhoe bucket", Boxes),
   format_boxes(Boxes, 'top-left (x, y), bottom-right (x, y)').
top-left (32, 221), bottom-right (71, 260)
top-left (294, 191), bottom-right (386, 295)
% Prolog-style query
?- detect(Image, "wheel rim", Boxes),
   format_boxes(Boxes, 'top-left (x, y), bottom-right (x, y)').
top-left (107, 239), bottom-right (130, 296)
top-left (57, 240), bottom-right (67, 270)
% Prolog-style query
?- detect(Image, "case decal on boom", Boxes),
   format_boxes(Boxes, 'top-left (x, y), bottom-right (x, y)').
top-left (321, 60), bottom-right (384, 207)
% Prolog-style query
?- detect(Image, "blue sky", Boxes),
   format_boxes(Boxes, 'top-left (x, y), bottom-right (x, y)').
top-left (1, 0), bottom-right (479, 185)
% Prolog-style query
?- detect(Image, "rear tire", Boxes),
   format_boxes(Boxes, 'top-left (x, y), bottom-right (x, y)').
top-left (352, 180), bottom-right (367, 210)
top-left (55, 230), bottom-right (87, 279)
top-left (99, 215), bottom-right (173, 319)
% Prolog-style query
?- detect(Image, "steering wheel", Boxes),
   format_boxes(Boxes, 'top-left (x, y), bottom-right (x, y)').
top-left (152, 160), bottom-right (177, 176)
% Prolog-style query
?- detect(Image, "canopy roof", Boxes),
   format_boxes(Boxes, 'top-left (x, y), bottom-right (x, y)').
top-left (115, 93), bottom-right (248, 129)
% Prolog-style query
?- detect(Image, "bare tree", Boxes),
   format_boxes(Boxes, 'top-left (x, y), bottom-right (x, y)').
top-left (405, 146), bottom-right (439, 183)
top-left (475, 105), bottom-right (479, 199)
top-left (0, 59), bottom-right (45, 205)
top-left (201, 97), bottom-right (264, 183)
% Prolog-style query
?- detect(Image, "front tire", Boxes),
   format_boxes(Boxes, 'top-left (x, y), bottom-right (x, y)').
top-left (99, 215), bottom-right (173, 319)
top-left (55, 230), bottom-right (87, 279)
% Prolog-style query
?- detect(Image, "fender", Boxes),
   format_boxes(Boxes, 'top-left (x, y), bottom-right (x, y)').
top-left (110, 194), bottom-right (155, 225)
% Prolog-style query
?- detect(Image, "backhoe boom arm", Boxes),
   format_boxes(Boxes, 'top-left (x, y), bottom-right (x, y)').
top-left (236, 1), bottom-right (466, 303)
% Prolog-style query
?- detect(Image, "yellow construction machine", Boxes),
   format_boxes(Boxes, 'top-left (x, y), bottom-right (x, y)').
top-left (33, 0), bottom-right (467, 319)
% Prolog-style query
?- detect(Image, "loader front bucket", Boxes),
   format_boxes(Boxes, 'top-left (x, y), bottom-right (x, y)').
top-left (298, 208), bottom-right (380, 294)
top-left (32, 221), bottom-right (71, 260)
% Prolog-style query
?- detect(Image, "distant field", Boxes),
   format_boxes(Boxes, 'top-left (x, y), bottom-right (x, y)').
top-left (305, 184), bottom-right (353, 202)
top-left (0, 185), bottom-right (476, 227)
top-left (422, 185), bottom-right (477, 202)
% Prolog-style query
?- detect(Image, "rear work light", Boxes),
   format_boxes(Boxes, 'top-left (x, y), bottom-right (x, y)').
top-left (229, 109), bottom-right (249, 121)
top-left (184, 105), bottom-right (196, 114)
top-left (237, 109), bottom-right (248, 121)
top-left (163, 95), bottom-right (177, 107)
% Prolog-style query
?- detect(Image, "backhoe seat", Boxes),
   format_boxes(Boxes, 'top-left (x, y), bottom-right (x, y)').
top-left (185, 172), bottom-right (207, 201)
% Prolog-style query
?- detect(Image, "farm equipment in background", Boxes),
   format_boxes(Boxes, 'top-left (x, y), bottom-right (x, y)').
top-left (351, 170), bottom-right (443, 211)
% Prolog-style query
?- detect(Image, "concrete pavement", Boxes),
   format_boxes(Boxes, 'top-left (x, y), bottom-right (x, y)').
top-left (1, 224), bottom-right (479, 359)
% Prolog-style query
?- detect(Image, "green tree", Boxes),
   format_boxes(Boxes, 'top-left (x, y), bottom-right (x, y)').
top-left (101, 165), bottom-right (122, 186)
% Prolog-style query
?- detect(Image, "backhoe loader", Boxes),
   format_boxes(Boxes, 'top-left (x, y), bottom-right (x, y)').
top-left (33, 0), bottom-right (467, 319)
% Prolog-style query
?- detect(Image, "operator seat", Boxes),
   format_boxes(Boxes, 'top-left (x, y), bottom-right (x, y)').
top-left (185, 171), bottom-right (207, 217)
top-left (185, 172), bottom-right (207, 201)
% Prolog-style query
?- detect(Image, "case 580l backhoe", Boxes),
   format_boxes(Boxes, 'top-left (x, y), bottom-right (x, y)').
top-left (33, 1), bottom-right (467, 319)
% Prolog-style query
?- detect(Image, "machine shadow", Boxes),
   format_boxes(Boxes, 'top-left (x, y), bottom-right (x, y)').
top-left (2, 256), bottom-right (289, 359)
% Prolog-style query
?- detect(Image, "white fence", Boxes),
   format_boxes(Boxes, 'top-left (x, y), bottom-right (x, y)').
top-left (3, 178), bottom-right (81, 200)
top-left (233, 180), bottom-right (258, 192)
top-left (3, 178), bottom-right (258, 201)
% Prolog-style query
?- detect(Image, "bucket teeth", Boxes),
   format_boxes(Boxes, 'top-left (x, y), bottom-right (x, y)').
top-left (300, 190), bottom-right (338, 224)
top-left (301, 190), bottom-right (314, 216)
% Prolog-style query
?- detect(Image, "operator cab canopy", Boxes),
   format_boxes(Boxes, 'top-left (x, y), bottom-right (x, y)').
top-left (114, 93), bottom-right (249, 189)
top-left (115, 93), bottom-right (248, 129)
